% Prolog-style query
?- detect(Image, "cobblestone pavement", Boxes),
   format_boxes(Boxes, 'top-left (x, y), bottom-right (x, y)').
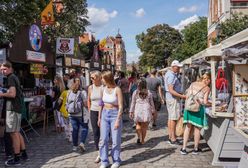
top-left (0, 105), bottom-right (222, 168)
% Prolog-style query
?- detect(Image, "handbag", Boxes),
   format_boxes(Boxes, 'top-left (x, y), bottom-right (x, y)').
top-left (185, 85), bottom-right (206, 112)
top-left (216, 68), bottom-right (228, 91)
top-left (176, 117), bottom-right (184, 137)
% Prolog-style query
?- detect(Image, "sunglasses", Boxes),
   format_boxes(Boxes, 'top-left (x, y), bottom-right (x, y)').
top-left (91, 77), bottom-right (96, 80)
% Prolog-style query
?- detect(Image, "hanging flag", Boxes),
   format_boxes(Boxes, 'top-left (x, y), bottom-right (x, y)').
top-left (41, 1), bottom-right (55, 26)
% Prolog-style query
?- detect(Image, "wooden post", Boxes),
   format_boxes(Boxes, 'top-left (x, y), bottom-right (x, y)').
top-left (211, 57), bottom-right (216, 115)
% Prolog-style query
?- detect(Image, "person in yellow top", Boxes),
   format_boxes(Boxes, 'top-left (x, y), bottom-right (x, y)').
top-left (58, 89), bottom-right (72, 142)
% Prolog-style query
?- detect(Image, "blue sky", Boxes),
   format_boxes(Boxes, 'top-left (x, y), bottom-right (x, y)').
top-left (86, 0), bottom-right (209, 63)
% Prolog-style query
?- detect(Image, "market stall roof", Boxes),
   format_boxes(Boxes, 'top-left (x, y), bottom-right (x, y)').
top-left (221, 28), bottom-right (248, 50)
top-left (182, 28), bottom-right (248, 65)
top-left (221, 28), bottom-right (248, 61)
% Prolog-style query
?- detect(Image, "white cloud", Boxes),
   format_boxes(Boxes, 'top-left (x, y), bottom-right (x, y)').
top-left (173, 15), bottom-right (199, 31)
top-left (178, 5), bottom-right (198, 13)
top-left (135, 8), bottom-right (145, 18)
top-left (127, 50), bottom-right (142, 63)
top-left (87, 6), bottom-right (118, 32)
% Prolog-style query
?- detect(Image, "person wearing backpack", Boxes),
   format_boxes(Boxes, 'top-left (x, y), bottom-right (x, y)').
top-left (180, 73), bottom-right (211, 155)
top-left (129, 78), bottom-right (155, 145)
top-left (66, 78), bottom-right (88, 153)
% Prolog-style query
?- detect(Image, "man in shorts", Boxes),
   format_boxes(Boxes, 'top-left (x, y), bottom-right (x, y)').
top-left (0, 61), bottom-right (28, 166)
top-left (164, 60), bottom-right (186, 145)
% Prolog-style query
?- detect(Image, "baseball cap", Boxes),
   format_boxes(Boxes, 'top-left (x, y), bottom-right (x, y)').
top-left (171, 60), bottom-right (183, 67)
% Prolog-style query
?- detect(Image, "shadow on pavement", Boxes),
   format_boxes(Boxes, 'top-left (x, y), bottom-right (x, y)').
top-left (121, 147), bottom-right (176, 166)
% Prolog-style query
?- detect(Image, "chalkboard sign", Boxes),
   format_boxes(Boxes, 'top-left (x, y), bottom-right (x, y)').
top-left (233, 64), bottom-right (248, 96)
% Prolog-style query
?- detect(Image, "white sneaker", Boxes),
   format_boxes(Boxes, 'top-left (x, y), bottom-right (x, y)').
top-left (99, 164), bottom-right (109, 168)
top-left (111, 162), bottom-right (120, 168)
top-left (72, 146), bottom-right (77, 151)
top-left (79, 143), bottom-right (86, 153)
top-left (94, 155), bottom-right (101, 163)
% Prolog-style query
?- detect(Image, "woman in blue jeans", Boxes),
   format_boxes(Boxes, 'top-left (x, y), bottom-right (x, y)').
top-left (98, 71), bottom-right (123, 168)
top-left (66, 78), bottom-right (88, 153)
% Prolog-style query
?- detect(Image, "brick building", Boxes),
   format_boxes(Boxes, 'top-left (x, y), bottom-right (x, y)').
top-left (100, 32), bottom-right (127, 71)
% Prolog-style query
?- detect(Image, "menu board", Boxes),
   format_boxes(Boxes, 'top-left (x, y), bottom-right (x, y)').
top-left (234, 96), bottom-right (248, 129)
top-left (233, 64), bottom-right (248, 96)
top-left (28, 95), bottom-right (46, 124)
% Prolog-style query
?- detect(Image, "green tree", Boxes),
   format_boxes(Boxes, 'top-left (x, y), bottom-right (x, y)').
top-left (44, 0), bottom-right (89, 47)
top-left (0, 0), bottom-right (46, 45)
top-left (0, 0), bottom-right (89, 48)
top-left (136, 24), bottom-right (182, 70)
top-left (172, 17), bottom-right (208, 61)
top-left (217, 13), bottom-right (248, 43)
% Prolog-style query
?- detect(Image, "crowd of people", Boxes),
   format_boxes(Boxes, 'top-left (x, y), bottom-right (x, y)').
top-left (0, 59), bottom-right (212, 168)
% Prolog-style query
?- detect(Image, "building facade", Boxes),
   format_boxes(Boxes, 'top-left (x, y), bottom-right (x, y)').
top-left (208, 0), bottom-right (248, 46)
top-left (100, 32), bottom-right (127, 71)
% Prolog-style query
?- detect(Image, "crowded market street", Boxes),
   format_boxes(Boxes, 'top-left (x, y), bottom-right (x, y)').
top-left (0, 105), bottom-right (221, 168)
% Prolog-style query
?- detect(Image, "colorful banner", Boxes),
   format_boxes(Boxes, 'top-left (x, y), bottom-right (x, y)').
top-left (41, 1), bottom-right (55, 25)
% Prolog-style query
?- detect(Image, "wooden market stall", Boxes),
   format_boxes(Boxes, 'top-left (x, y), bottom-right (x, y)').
top-left (182, 28), bottom-right (248, 167)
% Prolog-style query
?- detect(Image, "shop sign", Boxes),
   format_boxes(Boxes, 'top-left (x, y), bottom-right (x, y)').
top-left (26, 50), bottom-right (46, 62)
top-left (65, 57), bottom-right (71, 66)
top-left (29, 25), bottom-right (42, 51)
top-left (56, 38), bottom-right (74, 55)
top-left (81, 60), bottom-right (85, 67)
top-left (71, 58), bottom-right (80, 66)
top-left (30, 64), bottom-right (44, 74)
top-left (56, 58), bottom-right (63, 66)
top-left (0, 48), bottom-right (6, 63)
top-left (94, 62), bottom-right (99, 68)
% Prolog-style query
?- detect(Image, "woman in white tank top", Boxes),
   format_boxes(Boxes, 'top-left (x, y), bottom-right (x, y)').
top-left (87, 71), bottom-right (103, 163)
top-left (98, 71), bottom-right (123, 168)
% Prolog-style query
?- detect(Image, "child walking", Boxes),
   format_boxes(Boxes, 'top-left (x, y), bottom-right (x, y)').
top-left (129, 78), bottom-right (155, 144)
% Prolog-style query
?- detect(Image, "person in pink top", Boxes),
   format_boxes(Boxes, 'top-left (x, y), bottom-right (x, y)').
top-left (129, 78), bottom-right (155, 144)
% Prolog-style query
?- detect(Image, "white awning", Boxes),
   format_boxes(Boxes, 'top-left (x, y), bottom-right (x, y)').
top-left (221, 28), bottom-right (248, 50)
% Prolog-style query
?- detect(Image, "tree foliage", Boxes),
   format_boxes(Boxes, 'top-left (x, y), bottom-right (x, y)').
top-left (172, 17), bottom-right (208, 61)
top-left (217, 13), bottom-right (248, 43)
top-left (0, 0), bottom-right (89, 48)
top-left (0, 0), bottom-right (46, 45)
top-left (136, 24), bottom-right (182, 70)
top-left (44, 0), bottom-right (89, 47)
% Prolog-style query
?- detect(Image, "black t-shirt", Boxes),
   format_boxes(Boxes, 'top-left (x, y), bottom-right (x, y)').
top-left (6, 73), bottom-right (23, 113)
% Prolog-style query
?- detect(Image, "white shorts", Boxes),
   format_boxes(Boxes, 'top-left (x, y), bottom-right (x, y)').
top-left (166, 99), bottom-right (181, 120)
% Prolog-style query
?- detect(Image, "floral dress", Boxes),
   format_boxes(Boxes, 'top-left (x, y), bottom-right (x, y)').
top-left (129, 90), bottom-right (155, 123)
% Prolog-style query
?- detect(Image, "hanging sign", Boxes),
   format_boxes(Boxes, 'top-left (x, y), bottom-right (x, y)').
top-left (26, 50), bottom-right (46, 62)
top-left (29, 25), bottom-right (42, 51)
top-left (41, 1), bottom-right (55, 25)
top-left (81, 60), bottom-right (85, 67)
top-left (30, 64), bottom-right (44, 74)
top-left (56, 38), bottom-right (74, 55)
top-left (71, 58), bottom-right (80, 66)
top-left (65, 57), bottom-right (72, 67)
